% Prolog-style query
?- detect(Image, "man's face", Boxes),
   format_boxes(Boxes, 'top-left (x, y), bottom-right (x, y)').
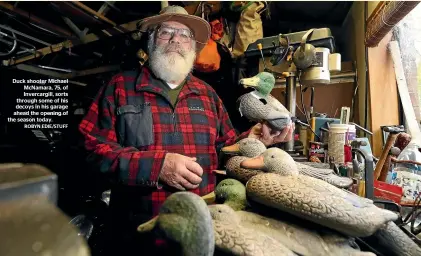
top-left (148, 21), bottom-right (197, 83)
top-left (155, 21), bottom-right (194, 55)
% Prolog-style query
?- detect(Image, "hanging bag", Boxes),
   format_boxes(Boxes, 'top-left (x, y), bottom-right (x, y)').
top-left (232, 1), bottom-right (266, 58)
top-left (194, 2), bottom-right (221, 72)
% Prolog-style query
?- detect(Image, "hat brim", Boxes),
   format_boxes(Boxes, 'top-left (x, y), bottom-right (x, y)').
top-left (138, 13), bottom-right (211, 53)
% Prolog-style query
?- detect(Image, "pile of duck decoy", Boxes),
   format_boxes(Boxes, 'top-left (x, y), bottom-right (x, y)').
top-left (137, 72), bottom-right (421, 256)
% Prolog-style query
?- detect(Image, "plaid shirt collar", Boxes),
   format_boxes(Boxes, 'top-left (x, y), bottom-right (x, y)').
top-left (135, 66), bottom-right (202, 98)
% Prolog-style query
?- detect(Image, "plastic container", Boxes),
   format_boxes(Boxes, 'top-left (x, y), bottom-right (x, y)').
top-left (328, 124), bottom-right (348, 164)
top-left (346, 124), bottom-right (356, 143)
top-left (395, 142), bottom-right (421, 173)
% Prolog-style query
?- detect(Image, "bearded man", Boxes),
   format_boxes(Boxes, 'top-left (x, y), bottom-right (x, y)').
top-left (79, 5), bottom-right (294, 254)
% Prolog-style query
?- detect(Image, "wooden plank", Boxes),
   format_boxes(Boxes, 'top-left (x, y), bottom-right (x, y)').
top-left (389, 40), bottom-right (421, 140)
top-left (366, 1), bottom-right (385, 25)
top-left (15, 64), bottom-right (120, 79)
top-left (368, 32), bottom-right (400, 157)
top-left (14, 64), bottom-right (87, 86)
top-left (71, 1), bottom-right (116, 26)
top-left (67, 65), bottom-right (120, 78)
top-left (2, 18), bottom-right (141, 66)
top-left (0, 2), bottom-right (73, 37)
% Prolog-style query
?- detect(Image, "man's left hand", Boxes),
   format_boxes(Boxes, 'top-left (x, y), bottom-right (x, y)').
top-left (248, 122), bottom-right (295, 147)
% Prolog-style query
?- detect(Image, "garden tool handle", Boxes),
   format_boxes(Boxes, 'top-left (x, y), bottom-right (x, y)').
top-left (374, 130), bottom-right (401, 180)
top-left (378, 147), bottom-right (401, 182)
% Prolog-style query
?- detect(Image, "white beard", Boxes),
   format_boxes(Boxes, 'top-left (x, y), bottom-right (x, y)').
top-left (148, 36), bottom-right (196, 84)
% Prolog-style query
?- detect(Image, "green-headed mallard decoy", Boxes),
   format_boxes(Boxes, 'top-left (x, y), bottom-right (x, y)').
top-left (152, 192), bottom-right (215, 256)
top-left (237, 72), bottom-right (292, 131)
top-left (214, 178), bottom-right (248, 211)
top-left (242, 148), bottom-right (398, 237)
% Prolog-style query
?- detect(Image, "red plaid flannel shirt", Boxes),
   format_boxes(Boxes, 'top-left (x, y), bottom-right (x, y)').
top-left (79, 66), bottom-right (249, 218)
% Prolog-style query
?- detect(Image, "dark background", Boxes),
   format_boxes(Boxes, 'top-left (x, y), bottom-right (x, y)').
top-left (0, 0), bottom-right (354, 218)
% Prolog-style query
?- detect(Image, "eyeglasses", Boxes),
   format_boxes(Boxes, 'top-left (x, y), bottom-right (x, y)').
top-left (155, 26), bottom-right (193, 43)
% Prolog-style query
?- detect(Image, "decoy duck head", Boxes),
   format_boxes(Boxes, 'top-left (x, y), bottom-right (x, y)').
top-left (240, 147), bottom-right (299, 176)
top-left (221, 138), bottom-right (267, 158)
top-left (239, 72), bottom-right (275, 97)
top-left (215, 178), bottom-right (247, 211)
top-left (208, 204), bottom-right (240, 225)
top-left (155, 192), bottom-right (215, 256)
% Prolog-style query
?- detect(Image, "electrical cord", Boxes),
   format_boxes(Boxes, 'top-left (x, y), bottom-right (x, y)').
top-left (296, 72), bottom-right (320, 141)
top-left (298, 72), bottom-right (310, 125)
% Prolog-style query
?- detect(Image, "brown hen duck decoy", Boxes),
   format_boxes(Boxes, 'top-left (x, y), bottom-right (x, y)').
top-left (223, 138), bottom-right (353, 188)
top-left (242, 148), bottom-right (398, 237)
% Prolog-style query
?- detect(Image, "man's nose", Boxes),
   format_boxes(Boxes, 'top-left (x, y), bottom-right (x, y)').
top-left (169, 33), bottom-right (183, 43)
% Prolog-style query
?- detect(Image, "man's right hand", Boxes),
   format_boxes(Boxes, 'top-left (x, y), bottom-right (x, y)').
top-left (158, 153), bottom-right (204, 191)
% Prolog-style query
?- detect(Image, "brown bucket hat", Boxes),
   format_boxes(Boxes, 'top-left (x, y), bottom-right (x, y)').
top-left (137, 5), bottom-right (211, 53)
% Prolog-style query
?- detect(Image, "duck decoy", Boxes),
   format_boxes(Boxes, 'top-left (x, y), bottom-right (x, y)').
top-left (296, 162), bottom-right (354, 188)
top-left (221, 137), bottom-right (268, 158)
top-left (223, 138), bottom-right (353, 188)
top-left (242, 148), bottom-right (398, 237)
top-left (210, 177), bottom-right (375, 256)
top-left (370, 221), bottom-right (421, 256)
top-left (237, 209), bottom-right (376, 256)
top-left (209, 204), bottom-right (298, 256)
top-left (237, 72), bottom-right (292, 131)
top-left (221, 138), bottom-right (268, 183)
top-left (214, 178), bottom-right (248, 211)
top-left (137, 191), bottom-right (217, 233)
top-left (153, 192), bottom-right (215, 256)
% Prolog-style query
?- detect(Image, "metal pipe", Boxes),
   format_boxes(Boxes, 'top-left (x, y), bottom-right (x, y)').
top-left (352, 148), bottom-right (374, 200)
top-left (0, 24), bottom-right (50, 46)
top-left (349, 122), bottom-right (373, 135)
top-left (285, 75), bottom-right (297, 152)
top-left (37, 65), bottom-right (72, 73)
top-left (71, 1), bottom-right (117, 26)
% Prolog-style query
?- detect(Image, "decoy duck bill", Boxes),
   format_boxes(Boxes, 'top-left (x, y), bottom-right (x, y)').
top-left (201, 191), bottom-right (216, 204)
top-left (221, 143), bottom-right (240, 153)
top-left (239, 77), bottom-right (259, 88)
top-left (240, 155), bottom-right (265, 169)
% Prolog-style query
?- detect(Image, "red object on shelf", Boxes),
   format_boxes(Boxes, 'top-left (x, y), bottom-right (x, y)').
top-left (374, 180), bottom-right (403, 204)
top-left (344, 144), bottom-right (352, 163)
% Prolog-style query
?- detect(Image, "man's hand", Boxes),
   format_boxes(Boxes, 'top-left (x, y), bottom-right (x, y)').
top-left (248, 122), bottom-right (295, 147)
top-left (159, 153), bottom-right (204, 191)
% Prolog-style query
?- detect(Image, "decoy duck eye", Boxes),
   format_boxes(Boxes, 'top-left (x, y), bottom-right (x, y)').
top-left (259, 99), bottom-right (268, 105)
top-left (271, 155), bottom-right (275, 158)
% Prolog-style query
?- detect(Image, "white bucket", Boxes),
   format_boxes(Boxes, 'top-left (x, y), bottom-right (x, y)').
top-left (328, 124), bottom-right (348, 164)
